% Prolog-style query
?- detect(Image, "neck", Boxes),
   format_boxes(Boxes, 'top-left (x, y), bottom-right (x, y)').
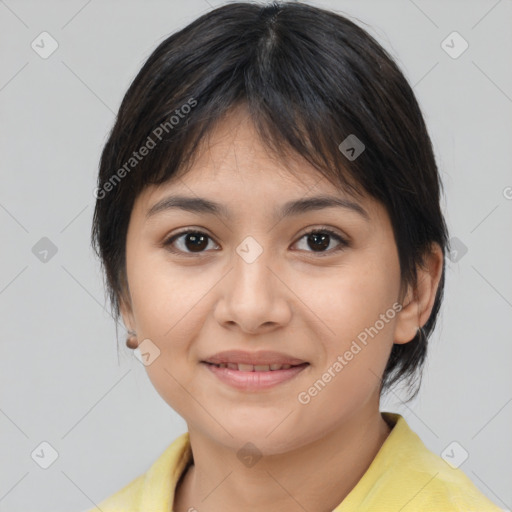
top-left (174, 408), bottom-right (392, 512)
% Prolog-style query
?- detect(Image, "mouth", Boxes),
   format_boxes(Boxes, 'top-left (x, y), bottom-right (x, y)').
top-left (203, 361), bottom-right (309, 372)
top-left (201, 361), bottom-right (310, 391)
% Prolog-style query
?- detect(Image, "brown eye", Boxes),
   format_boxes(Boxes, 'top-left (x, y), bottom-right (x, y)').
top-left (164, 231), bottom-right (218, 254)
top-left (294, 228), bottom-right (348, 256)
top-left (307, 232), bottom-right (330, 251)
top-left (163, 227), bottom-right (348, 257)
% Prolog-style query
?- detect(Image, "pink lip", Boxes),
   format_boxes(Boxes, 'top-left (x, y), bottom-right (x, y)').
top-left (202, 362), bottom-right (309, 391)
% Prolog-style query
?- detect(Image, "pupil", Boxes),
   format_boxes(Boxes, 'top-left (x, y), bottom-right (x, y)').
top-left (308, 233), bottom-right (329, 251)
top-left (186, 233), bottom-right (208, 252)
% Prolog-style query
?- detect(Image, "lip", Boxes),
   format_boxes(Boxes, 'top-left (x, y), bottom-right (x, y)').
top-left (202, 349), bottom-right (307, 366)
top-left (202, 361), bottom-right (309, 391)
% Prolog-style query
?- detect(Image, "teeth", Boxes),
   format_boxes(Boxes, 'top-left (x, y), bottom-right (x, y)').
top-left (212, 363), bottom-right (296, 371)
top-left (237, 363), bottom-right (254, 372)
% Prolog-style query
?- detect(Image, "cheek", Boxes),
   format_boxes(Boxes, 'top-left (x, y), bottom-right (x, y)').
top-left (127, 247), bottom-right (202, 336)
top-left (298, 253), bottom-right (400, 383)
top-left (144, 359), bottom-right (191, 419)
top-left (126, 251), bottom-right (210, 397)
top-left (301, 257), bottom-right (399, 336)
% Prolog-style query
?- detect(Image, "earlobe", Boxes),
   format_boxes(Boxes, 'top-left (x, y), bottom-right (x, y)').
top-left (394, 243), bottom-right (444, 345)
top-left (120, 297), bottom-right (139, 349)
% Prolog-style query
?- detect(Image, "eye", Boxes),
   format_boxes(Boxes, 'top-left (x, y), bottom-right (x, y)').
top-left (293, 227), bottom-right (349, 256)
top-left (163, 230), bottom-right (219, 255)
top-left (162, 227), bottom-right (349, 256)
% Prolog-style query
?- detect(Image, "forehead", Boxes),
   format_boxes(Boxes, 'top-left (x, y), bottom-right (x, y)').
top-left (176, 106), bottom-right (321, 186)
top-left (132, 106), bottom-right (385, 226)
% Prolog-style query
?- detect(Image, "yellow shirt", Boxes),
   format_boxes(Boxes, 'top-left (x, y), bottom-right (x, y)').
top-left (86, 412), bottom-right (502, 511)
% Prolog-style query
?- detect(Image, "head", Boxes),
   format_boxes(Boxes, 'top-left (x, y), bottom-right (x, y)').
top-left (91, 1), bottom-right (447, 448)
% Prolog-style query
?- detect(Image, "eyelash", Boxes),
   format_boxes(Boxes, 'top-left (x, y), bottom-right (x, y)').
top-left (162, 226), bottom-right (349, 258)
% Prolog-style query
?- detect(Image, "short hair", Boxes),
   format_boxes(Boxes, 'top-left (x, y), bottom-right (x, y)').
top-left (91, 1), bottom-right (449, 401)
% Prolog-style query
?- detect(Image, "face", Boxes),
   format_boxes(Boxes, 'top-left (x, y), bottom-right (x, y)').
top-left (121, 107), bottom-right (413, 455)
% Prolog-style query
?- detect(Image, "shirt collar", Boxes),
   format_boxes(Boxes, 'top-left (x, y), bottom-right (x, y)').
top-left (139, 430), bottom-right (192, 510)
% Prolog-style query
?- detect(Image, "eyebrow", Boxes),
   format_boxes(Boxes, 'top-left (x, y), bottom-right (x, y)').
top-left (145, 194), bottom-right (370, 222)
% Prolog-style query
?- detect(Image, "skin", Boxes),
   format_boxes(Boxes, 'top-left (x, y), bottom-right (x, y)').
top-left (120, 106), bottom-right (444, 512)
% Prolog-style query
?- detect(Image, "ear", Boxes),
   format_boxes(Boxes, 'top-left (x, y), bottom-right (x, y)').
top-left (394, 243), bottom-right (444, 344)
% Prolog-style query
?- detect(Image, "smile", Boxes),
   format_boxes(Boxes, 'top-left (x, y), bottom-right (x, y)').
top-left (207, 362), bottom-right (301, 371)
top-left (202, 361), bottom-right (309, 391)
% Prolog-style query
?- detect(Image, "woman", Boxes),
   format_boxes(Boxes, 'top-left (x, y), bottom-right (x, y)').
top-left (88, 2), bottom-right (501, 510)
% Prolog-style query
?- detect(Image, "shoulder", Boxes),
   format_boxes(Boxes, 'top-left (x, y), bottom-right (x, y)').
top-left (81, 432), bottom-right (191, 512)
top-left (81, 473), bottom-right (145, 512)
top-left (383, 413), bottom-right (502, 510)
top-left (85, 432), bottom-right (192, 512)
top-left (392, 460), bottom-right (503, 511)
top-left (337, 413), bottom-right (503, 511)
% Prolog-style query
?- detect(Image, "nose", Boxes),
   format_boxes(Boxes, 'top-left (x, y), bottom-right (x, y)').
top-left (213, 240), bottom-right (292, 334)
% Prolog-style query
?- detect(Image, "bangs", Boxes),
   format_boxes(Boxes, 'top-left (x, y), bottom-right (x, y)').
top-left (106, 1), bottom-right (410, 207)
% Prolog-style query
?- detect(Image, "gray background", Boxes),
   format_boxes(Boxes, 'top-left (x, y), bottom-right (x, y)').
top-left (0, 0), bottom-right (511, 510)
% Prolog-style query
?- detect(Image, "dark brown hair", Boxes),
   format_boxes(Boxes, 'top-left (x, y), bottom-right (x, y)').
top-left (91, 1), bottom-right (449, 400)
